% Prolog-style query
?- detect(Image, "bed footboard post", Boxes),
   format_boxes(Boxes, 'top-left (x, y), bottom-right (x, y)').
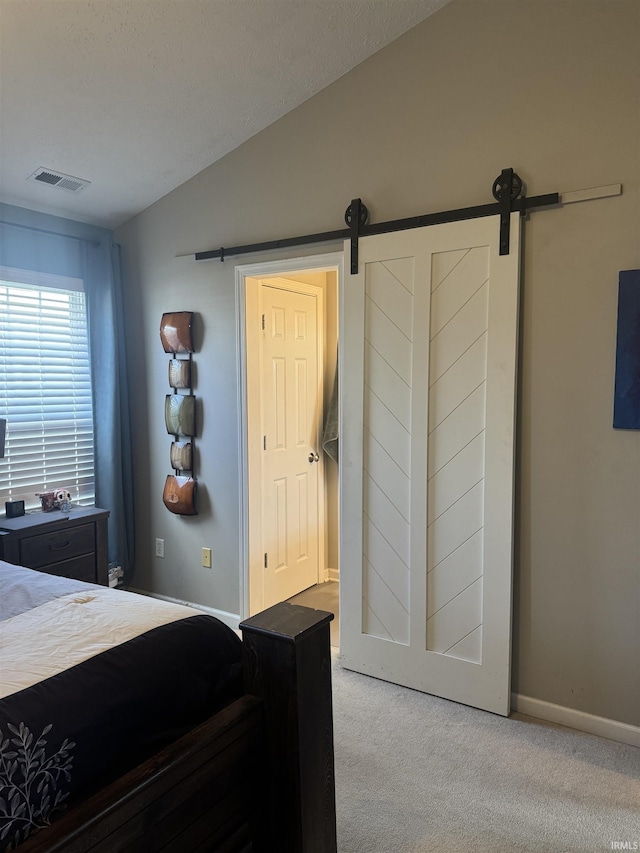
top-left (240, 602), bottom-right (337, 853)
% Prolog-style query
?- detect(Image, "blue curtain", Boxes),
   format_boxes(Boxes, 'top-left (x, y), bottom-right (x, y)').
top-left (0, 203), bottom-right (135, 580)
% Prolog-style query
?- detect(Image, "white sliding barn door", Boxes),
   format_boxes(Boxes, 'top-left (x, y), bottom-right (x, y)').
top-left (340, 213), bottom-right (520, 716)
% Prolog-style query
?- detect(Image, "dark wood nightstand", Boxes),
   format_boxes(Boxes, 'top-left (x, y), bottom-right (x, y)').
top-left (0, 506), bottom-right (110, 585)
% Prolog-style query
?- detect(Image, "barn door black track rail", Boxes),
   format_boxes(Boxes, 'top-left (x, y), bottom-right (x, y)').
top-left (194, 168), bottom-right (559, 274)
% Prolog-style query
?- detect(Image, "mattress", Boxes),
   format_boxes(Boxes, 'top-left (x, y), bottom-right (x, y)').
top-left (0, 561), bottom-right (243, 850)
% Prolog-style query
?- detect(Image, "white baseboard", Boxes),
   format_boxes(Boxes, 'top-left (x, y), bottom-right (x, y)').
top-left (127, 587), bottom-right (240, 632)
top-left (512, 693), bottom-right (640, 748)
top-left (327, 568), bottom-right (339, 582)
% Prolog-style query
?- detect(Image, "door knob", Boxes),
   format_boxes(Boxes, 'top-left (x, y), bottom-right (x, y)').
top-left (308, 451), bottom-right (320, 463)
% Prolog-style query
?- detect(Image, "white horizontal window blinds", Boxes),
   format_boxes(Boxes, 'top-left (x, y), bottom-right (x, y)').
top-left (0, 275), bottom-right (95, 508)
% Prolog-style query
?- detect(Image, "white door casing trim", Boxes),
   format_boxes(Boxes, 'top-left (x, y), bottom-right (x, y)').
top-left (236, 253), bottom-right (344, 619)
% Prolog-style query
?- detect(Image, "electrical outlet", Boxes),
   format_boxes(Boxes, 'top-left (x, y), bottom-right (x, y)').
top-left (155, 538), bottom-right (165, 558)
top-left (202, 547), bottom-right (212, 568)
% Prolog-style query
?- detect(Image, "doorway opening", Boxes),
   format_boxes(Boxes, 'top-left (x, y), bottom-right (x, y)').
top-left (236, 253), bottom-right (342, 647)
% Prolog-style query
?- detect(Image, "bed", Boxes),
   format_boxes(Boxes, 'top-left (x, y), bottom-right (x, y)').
top-left (0, 560), bottom-right (337, 852)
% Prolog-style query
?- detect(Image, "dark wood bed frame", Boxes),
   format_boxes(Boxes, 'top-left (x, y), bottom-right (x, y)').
top-left (18, 602), bottom-right (337, 853)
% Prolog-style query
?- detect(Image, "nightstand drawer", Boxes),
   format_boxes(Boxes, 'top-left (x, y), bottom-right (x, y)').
top-left (39, 555), bottom-right (97, 584)
top-left (20, 522), bottom-right (95, 568)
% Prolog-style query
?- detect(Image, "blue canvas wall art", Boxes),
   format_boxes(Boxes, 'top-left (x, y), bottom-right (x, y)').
top-left (613, 269), bottom-right (640, 429)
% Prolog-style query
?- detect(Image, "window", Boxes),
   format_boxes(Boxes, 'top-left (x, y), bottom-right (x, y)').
top-left (0, 267), bottom-right (95, 509)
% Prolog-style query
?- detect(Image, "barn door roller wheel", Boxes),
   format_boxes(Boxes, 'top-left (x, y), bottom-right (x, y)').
top-left (344, 201), bottom-right (369, 228)
top-left (492, 171), bottom-right (523, 202)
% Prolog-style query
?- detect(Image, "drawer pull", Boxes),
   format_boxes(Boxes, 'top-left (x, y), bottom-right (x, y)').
top-left (49, 540), bottom-right (71, 551)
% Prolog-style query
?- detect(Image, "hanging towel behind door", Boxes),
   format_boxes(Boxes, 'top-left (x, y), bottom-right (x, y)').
top-left (323, 356), bottom-right (339, 464)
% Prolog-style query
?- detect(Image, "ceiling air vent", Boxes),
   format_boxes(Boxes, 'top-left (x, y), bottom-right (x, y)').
top-left (27, 167), bottom-right (91, 193)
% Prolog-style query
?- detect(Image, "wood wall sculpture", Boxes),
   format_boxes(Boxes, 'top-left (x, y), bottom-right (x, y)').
top-left (160, 312), bottom-right (197, 515)
top-left (162, 474), bottom-right (197, 516)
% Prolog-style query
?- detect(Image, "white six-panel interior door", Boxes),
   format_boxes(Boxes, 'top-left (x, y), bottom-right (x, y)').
top-left (260, 281), bottom-right (322, 608)
top-left (340, 213), bottom-right (520, 716)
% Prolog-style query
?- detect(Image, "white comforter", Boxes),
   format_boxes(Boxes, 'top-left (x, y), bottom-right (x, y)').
top-left (0, 560), bottom-right (198, 699)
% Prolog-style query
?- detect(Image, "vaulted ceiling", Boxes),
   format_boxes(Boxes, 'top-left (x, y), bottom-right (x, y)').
top-left (0, 0), bottom-right (448, 228)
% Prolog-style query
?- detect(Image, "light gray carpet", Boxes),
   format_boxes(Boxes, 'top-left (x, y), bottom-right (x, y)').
top-left (332, 660), bottom-right (640, 853)
top-left (285, 584), bottom-right (639, 850)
